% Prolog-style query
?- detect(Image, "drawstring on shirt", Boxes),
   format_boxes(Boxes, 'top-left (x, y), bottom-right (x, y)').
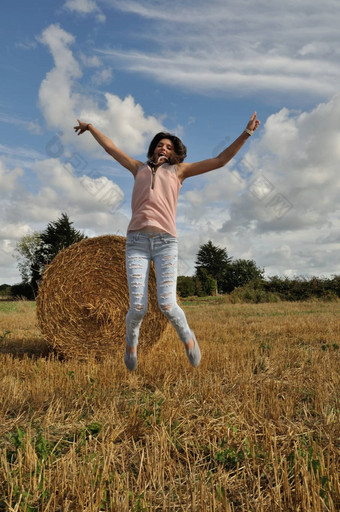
top-left (148, 160), bottom-right (157, 190)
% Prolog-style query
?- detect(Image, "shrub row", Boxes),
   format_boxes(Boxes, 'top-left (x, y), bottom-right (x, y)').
top-left (178, 275), bottom-right (340, 302)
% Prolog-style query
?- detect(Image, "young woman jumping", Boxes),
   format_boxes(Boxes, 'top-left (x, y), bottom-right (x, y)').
top-left (74, 112), bottom-right (260, 370)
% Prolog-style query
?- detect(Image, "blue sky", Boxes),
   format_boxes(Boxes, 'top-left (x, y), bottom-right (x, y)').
top-left (1, 0), bottom-right (340, 284)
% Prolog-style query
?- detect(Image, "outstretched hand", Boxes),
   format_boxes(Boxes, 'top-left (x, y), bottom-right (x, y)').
top-left (73, 120), bottom-right (89, 136)
top-left (246, 112), bottom-right (261, 133)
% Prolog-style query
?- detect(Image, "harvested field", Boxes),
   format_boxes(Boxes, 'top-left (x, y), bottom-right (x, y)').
top-left (0, 300), bottom-right (339, 511)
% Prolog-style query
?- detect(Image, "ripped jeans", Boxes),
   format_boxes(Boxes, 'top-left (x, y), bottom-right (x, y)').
top-left (125, 232), bottom-right (193, 347)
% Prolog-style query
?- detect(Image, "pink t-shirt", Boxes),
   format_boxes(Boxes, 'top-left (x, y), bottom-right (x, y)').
top-left (127, 163), bottom-right (181, 237)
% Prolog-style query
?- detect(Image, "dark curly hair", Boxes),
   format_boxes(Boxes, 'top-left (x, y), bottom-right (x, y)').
top-left (147, 132), bottom-right (187, 164)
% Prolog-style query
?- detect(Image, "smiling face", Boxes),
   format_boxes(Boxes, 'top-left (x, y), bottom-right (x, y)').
top-left (152, 138), bottom-right (175, 164)
top-left (147, 132), bottom-right (187, 165)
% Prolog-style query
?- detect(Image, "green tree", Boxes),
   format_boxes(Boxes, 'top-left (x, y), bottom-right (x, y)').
top-left (0, 284), bottom-right (11, 298)
top-left (194, 275), bottom-right (203, 297)
top-left (15, 232), bottom-right (41, 284)
top-left (15, 213), bottom-right (86, 298)
top-left (195, 268), bottom-right (217, 296)
top-left (195, 240), bottom-right (231, 292)
top-left (37, 212), bottom-right (86, 268)
top-left (222, 259), bottom-right (264, 293)
top-left (177, 276), bottom-right (195, 297)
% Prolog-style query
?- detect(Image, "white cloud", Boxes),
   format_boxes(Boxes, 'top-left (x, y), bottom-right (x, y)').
top-left (64, 0), bottom-right (97, 13)
top-left (38, 24), bottom-right (165, 155)
top-left (0, 113), bottom-right (42, 135)
top-left (31, 158), bottom-right (125, 214)
top-left (79, 174), bottom-right (124, 209)
top-left (63, 0), bottom-right (106, 21)
top-left (91, 67), bottom-right (113, 85)
top-left (0, 239), bottom-right (18, 282)
top-left (3, 5), bottom-right (340, 284)
top-left (99, 49), bottom-right (338, 98)
top-left (0, 159), bottom-right (23, 193)
top-left (80, 54), bottom-right (102, 67)
top-left (15, 39), bottom-right (38, 50)
top-left (0, 224), bottom-right (32, 241)
top-left (178, 167), bottom-right (245, 227)
top-left (100, 0), bottom-right (340, 99)
top-left (1, 22), bottom-right (169, 283)
top-left (239, 93), bottom-right (340, 231)
top-left (3, 86), bottom-right (340, 281)
top-left (38, 25), bottom-right (82, 131)
top-left (174, 93), bottom-right (340, 277)
top-left (0, 155), bottom-right (130, 283)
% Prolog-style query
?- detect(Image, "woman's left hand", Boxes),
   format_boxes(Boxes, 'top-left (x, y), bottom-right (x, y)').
top-left (246, 112), bottom-right (261, 133)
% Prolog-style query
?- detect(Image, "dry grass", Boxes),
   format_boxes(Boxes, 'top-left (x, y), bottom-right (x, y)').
top-left (0, 300), bottom-right (339, 511)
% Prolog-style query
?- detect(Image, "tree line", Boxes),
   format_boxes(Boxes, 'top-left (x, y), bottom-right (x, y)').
top-left (1, 213), bottom-right (339, 303)
top-left (178, 240), bottom-right (340, 302)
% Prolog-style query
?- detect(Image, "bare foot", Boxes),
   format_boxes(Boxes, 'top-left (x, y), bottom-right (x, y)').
top-left (124, 345), bottom-right (138, 371)
top-left (126, 345), bottom-right (137, 354)
top-left (184, 333), bottom-right (201, 367)
top-left (185, 338), bottom-right (194, 350)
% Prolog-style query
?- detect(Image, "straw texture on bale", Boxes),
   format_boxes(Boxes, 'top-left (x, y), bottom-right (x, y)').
top-left (36, 235), bottom-right (169, 358)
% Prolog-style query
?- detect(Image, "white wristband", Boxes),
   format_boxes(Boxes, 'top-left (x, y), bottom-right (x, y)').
top-left (244, 128), bottom-right (254, 136)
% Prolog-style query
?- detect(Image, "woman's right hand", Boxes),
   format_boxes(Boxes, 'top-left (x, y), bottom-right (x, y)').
top-left (73, 119), bottom-right (90, 135)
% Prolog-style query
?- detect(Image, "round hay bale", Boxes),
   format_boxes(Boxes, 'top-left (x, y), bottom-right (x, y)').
top-left (36, 235), bottom-right (169, 358)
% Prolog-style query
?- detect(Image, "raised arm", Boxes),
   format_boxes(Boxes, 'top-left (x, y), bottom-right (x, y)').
top-left (73, 120), bottom-right (142, 176)
top-left (177, 112), bottom-right (260, 183)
